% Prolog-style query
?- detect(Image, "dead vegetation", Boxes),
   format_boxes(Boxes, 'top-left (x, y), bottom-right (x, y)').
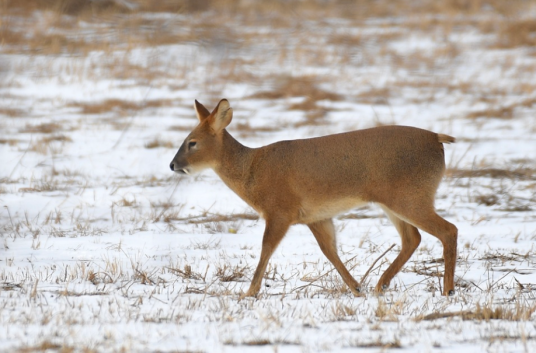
top-left (216, 264), bottom-right (250, 282)
top-left (355, 87), bottom-right (391, 105)
top-left (176, 212), bottom-right (259, 225)
top-left (16, 340), bottom-right (72, 353)
top-left (251, 75), bottom-right (341, 102)
top-left (144, 137), bottom-right (174, 149)
top-left (418, 301), bottom-right (536, 322)
top-left (466, 106), bottom-right (515, 120)
top-left (167, 264), bottom-right (206, 281)
top-left (449, 167), bottom-right (536, 181)
top-left (0, 138), bottom-right (18, 145)
top-left (20, 122), bottom-right (64, 134)
top-left (0, 107), bottom-right (25, 117)
top-left (70, 98), bottom-right (174, 115)
top-left (250, 75), bottom-right (342, 126)
top-left (28, 135), bottom-right (72, 155)
top-left (2, 0), bottom-right (534, 58)
top-left (496, 18), bottom-right (536, 48)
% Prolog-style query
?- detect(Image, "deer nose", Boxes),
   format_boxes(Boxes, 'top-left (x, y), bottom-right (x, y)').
top-left (170, 162), bottom-right (175, 171)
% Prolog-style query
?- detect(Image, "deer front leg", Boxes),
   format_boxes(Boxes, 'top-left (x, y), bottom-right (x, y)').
top-left (241, 218), bottom-right (291, 299)
top-left (308, 219), bottom-right (362, 296)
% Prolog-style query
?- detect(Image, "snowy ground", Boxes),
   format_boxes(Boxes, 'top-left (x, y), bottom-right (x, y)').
top-left (1, 1), bottom-right (536, 352)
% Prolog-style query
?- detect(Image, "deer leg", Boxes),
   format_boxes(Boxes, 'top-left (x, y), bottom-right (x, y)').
top-left (308, 219), bottom-right (361, 296)
top-left (376, 207), bottom-right (421, 293)
top-left (386, 205), bottom-right (458, 296)
top-left (410, 212), bottom-right (458, 296)
top-left (242, 218), bottom-right (290, 298)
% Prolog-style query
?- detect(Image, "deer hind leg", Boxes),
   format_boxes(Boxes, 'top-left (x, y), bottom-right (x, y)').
top-left (308, 219), bottom-right (361, 296)
top-left (242, 218), bottom-right (291, 298)
top-left (376, 206), bottom-right (421, 293)
top-left (411, 212), bottom-right (457, 296)
top-left (384, 203), bottom-right (458, 296)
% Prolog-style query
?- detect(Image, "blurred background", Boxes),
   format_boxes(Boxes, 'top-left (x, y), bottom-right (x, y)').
top-left (2, 0), bottom-right (536, 226)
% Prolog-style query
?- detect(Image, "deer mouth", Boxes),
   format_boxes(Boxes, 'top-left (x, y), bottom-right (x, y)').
top-left (170, 161), bottom-right (190, 175)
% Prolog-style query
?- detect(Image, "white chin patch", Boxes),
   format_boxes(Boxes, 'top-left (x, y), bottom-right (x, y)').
top-left (180, 164), bottom-right (209, 176)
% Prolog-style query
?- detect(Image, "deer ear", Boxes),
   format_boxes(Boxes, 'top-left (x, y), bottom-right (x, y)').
top-left (208, 99), bottom-right (233, 133)
top-left (194, 100), bottom-right (211, 122)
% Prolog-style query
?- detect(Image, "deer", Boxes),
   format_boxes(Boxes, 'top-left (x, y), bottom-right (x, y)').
top-left (170, 99), bottom-right (458, 298)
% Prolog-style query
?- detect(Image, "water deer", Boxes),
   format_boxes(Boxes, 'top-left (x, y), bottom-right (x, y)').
top-left (170, 99), bottom-right (458, 297)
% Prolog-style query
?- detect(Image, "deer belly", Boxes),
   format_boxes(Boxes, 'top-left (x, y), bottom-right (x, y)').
top-left (297, 197), bottom-right (368, 224)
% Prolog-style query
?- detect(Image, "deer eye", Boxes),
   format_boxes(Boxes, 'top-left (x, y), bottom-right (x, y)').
top-left (188, 141), bottom-right (197, 149)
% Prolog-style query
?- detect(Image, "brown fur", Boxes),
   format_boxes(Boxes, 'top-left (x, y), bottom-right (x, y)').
top-left (170, 99), bottom-right (458, 297)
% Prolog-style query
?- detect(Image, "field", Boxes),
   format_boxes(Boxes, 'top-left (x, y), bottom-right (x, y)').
top-left (1, 0), bottom-right (536, 352)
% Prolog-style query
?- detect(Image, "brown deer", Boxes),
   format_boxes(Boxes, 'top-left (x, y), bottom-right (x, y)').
top-left (170, 99), bottom-right (458, 297)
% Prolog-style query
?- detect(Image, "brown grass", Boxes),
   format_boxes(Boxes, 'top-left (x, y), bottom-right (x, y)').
top-left (496, 18), bottom-right (536, 48)
top-left (418, 302), bottom-right (536, 322)
top-left (21, 123), bottom-right (63, 134)
top-left (249, 76), bottom-right (342, 127)
top-left (167, 265), bottom-right (206, 281)
top-left (350, 340), bottom-right (402, 349)
top-left (251, 76), bottom-right (341, 102)
top-left (466, 106), bottom-right (515, 120)
top-left (1, 25), bottom-right (112, 55)
top-left (448, 167), bottom-right (536, 181)
top-left (16, 341), bottom-right (71, 353)
top-left (0, 138), bottom-right (18, 145)
top-left (28, 135), bottom-right (72, 155)
top-left (233, 121), bottom-right (283, 136)
top-left (5, 0), bottom-right (531, 17)
top-left (215, 264), bottom-right (249, 282)
top-left (327, 33), bottom-right (364, 47)
top-left (4, 0), bottom-right (130, 16)
top-left (70, 98), bottom-right (174, 115)
top-left (355, 87), bottom-right (391, 105)
top-left (475, 194), bottom-right (499, 206)
top-left (0, 107), bottom-right (25, 117)
top-left (19, 181), bottom-right (60, 193)
top-left (144, 138), bottom-right (174, 149)
top-left (179, 212), bottom-right (259, 225)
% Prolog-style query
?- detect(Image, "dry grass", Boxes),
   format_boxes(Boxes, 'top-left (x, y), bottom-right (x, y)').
top-left (250, 75), bottom-right (342, 126)
top-left (418, 301), bottom-right (536, 322)
top-left (466, 106), bottom-right (515, 120)
top-left (4, 0), bottom-right (129, 16)
top-left (215, 264), bottom-right (250, 282)
top-left (251, 75), bottom-right (341, 102)
top-left (0, 107), bottom-right (26, 117)
top-left (21, 123), bottom-right (64, 134)
top-left (179, 212), bottom-right (259, 225)
top-left (233, 121), bottom-right (283, 136)
top-left (144, 137), bottom-right (174, 149)
top-left (475, 194), bottom-right (499, 206)
top-left (28, 135), bottom-right (72, 155)
top-left (70, 98), bottom-right (174, 115)
top-left (19, 176), bottom-right (62, 193)
top-left (16, 341), bottom-right (72, 353)
top-left (0, 138), bottom-right (18, 145)
top-left (349, 339), bottom-right (402, 349)
top-left (4, 0), bottom-right (530, 17)
top-left (449, 167), bottom-right (536, 181)
top-left (496, 18), bottom-right (536, 48)
top-left (167, 264), bottom-right (206, 281)
top-left (355, 87), bottom-right (392, 105)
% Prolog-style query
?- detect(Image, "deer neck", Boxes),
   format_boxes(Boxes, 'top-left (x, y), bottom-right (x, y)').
top-left (214, 130), bottom-right (254, 189)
